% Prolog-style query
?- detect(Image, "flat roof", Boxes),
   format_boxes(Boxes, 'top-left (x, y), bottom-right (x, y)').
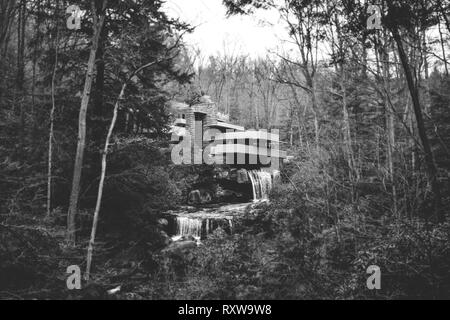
top-left (208, 122), bottom-right (245, 132)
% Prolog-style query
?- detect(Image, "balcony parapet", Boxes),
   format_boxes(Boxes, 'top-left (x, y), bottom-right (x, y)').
top-left (174, 118), bottom-right (186, 126)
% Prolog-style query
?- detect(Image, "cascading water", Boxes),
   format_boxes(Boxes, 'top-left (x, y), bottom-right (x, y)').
top-left (174, 217), bottom-right (202, 240)
top-left (248, 170), bottom-right (273, 201)
top-left (172, 213), bottom-right (235, 241)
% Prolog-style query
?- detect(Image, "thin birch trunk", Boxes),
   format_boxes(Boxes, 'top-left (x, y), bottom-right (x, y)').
top-left (67, 0), bottom-right (107, 245)
top-left (85, 83), bottom-right (125, 281)
top-left (85, 58), bottom-right (165, 281)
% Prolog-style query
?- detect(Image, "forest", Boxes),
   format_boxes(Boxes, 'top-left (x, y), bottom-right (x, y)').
top-left (0, 0), bottom-right (449, 300)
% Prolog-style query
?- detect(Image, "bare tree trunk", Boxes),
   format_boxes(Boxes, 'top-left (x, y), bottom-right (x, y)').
top-left (392, 28), bottom-right (443, 222)
top-left (297, 110), bottom-right (304, 149)
top-left (304, 73), bottom-right (320, 147)
top-left (255, 95), bottom-right (260, 130)
top-left (289, 106), bottom-right (294, 146)
top-left (334, 13), bottom-right (354, 179)
top-left (406, 98), bottom-right (416, 171)
top-left (16, 0), bottom-right (25, 92)
top-left (422, 31), bottom-right (429, 80)
top-left (386, 109), bottom-right (397, 216)
top-left (16, 0), bottom-right (25, 151)
top-left (288, 83), bottom-right (305, 147)
top-left (381, 32), bottom-right (398, 218)
top-left (341, 74), bottom-right (356, 181)
top-left (47, 24), bottom-right (59, 217)
top-left (376, 127), bottom-right (381, 171)
top-left (85, 83), bottom-right (125, 281)
top-left (420, 30), bottom-right (431, 116)
top-left (85, 57), bottom-right (163, 280)
top-left (93, 10), bottom-right (106, 147)
top-left (67, 0), bottom-right (107, 245)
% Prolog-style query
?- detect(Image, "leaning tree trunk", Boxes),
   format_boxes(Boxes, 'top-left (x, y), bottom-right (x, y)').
top-left (85, 83), bottom-right (125, 281)
top-left (67, 0), bottom-right (107, 245)
top-left (85, 58), bottom-right (164, 281)
top-left (392, 28), bottom-right (443, 222)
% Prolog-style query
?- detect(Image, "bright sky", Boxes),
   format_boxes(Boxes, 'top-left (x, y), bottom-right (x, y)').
top-left (163, 0), bottom-right (286, 59)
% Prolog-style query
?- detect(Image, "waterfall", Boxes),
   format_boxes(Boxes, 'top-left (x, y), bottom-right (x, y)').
top-left (248, 170), bottom-right (273, 201)
top-left (227, 218), bottom-right (233, 234)
top-left (205, 218), bottom-right (210, 236)
top-left (175, 217), bottom-right (202, 240)
top-left (172, 213), bottom-right (235, 241)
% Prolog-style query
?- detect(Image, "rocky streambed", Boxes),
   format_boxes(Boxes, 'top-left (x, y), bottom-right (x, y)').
top-left (161, 202), bottom-right (253, 253)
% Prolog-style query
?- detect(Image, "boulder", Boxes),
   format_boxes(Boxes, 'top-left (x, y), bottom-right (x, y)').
top-left (158, 218), bottom-right (169, 226)
top-left (237, 169), bottom-right (248, 183)
top-left (216, 189), bottom-right (243, 202)
top-left (188, 189), bottom-right (213, 205)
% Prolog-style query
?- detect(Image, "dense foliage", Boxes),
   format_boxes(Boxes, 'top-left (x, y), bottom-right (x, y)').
top-left (1, 0), bottom-right (449, 300)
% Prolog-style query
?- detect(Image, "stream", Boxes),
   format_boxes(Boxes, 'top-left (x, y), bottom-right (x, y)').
top-left (167, 170), bottom-right (275, 241)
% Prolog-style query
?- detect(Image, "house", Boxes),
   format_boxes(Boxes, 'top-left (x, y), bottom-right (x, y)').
top-left (168, 96), bottom-right (286, 168)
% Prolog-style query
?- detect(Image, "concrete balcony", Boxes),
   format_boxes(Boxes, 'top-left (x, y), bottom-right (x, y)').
top-left (210, 131), bottom-right (281, 142)
top-left (210, 143), bottom-right (287, 160)
top-left (208, 120), bottom-right (245, 132)
top-left (174, 118), bottom-right (186, 126)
